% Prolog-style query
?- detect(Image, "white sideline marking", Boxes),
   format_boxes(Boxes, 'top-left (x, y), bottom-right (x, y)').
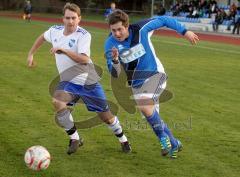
top-left (151, 39), bottom-right (240, 55)
top-left (91, 30), bottom-right (240, 55)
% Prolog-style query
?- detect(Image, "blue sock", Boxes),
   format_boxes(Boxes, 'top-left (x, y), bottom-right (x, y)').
top-left (163, 123), bottom-right (178, 148)
top-left (146, 110), bottom-right (166, 139)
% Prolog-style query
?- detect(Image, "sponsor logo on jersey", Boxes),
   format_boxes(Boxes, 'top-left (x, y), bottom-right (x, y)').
top-left (120, 43), bottom-right (146, 63)
top-left (117, 44), bottom-right (124, 50)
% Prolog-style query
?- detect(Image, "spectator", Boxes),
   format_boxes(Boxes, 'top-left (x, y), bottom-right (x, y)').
top-left (212, 9), bottom-right (224, 32)
top-left (157, 3), bottom-right (166, 16)
top-left (187, 6), bottom-right (199, 18)
top-left (172, 4), bottom-right (182, 16)
top-left (182, 2), bottom-right (189, 13)
top-left (226, 7), bottom-right (236, 30)
top-left (104, 2), bottom-right (116, 19)
top-left (232, 16), bottom-right (240, 34)
top-left (208, 1), bottom-right (218, 18)
top-left (199, 0), bottom-right (207, 9)
top-left (23, 0), bottom-right (32, 22)
top-left (198, 0), bottom-right (208, 15)
top-left (230, 2), bottom-right (237, 13)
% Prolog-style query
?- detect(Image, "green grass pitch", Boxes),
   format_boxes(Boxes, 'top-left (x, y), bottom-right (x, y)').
top-left (0, 17), bottom-right (239, 177)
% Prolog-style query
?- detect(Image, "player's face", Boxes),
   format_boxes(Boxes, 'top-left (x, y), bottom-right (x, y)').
top-left (63, 9), bottom-right (80, 33)
top-left (110, 22), bottom-right (129, 42)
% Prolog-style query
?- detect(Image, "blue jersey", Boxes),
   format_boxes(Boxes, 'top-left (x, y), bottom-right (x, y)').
top-left (104, 8), bottom-right (114, 17)
top-left (104, 16), bottom-right (187, 88)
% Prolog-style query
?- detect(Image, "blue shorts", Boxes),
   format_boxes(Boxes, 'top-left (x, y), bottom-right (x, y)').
top-left (56, 81), bottom-right (109, 112)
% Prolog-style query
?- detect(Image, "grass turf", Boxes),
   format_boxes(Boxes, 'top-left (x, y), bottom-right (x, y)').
top-left (0, 17), bottom-right (239, 177)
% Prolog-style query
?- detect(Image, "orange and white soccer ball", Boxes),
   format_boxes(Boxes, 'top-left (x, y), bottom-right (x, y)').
top-left (24, 145), bottom-right (51, 171)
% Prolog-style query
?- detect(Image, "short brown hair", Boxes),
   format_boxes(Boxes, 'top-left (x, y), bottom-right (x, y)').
top-left (63, 3), bottom-right (81, 16)
top-left (108, 10), bottom-right (129, 27)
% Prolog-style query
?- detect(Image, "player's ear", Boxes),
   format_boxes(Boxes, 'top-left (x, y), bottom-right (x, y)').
top-left (78, 15), bottom-right (81, 22)
top-left (124, 23), bottom-right (129, 29)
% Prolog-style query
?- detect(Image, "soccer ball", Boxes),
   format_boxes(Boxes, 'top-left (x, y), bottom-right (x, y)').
top-left (24, 145), bottom-right (51, 171)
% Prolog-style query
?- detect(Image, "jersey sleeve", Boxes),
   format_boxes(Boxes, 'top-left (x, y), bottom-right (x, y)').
top-left (43, 26), bottom-right (53, 43)
top-left (77, 33), bottom-right (91, 57)
top-left (139, 16), bottom-right (187, 36)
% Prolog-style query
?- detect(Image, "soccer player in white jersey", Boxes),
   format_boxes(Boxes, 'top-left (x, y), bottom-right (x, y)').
top-left (27, 3), bottom-right (131, 155)
top-left (104, 10), bottom-right (199, 158)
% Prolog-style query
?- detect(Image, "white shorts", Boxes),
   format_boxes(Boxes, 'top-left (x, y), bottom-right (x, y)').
top-left (132, 73), bottom-right (167, 112)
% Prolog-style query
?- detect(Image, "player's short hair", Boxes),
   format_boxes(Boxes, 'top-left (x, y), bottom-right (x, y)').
top-left (108, 9), bottom-right (129, 27)
top-left (63, 3), bottom-right (81, 16)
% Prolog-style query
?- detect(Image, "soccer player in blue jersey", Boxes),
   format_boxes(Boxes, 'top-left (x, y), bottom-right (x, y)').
top-left (27, 3), bottom-right (131, 155)
top-left (104, 10), bottom-right (199, 158)
top-left (104, 2), bottom-right (116, 20)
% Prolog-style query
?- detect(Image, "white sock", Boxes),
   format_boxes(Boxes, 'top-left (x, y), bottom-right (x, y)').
top-left (108, 117), bottom-right (128, 143)
top-left (118, 134), bottom-right (128, 143)
top-left (64, 113), bottom-right (79, 140)
top-left (69, 131), bottom-right (80, 140)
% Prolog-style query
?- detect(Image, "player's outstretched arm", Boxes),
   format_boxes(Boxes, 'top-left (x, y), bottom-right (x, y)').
top-left (27, 33), bottom-right (46, 67)
top-left (184, 31), bottom-right (199, 45)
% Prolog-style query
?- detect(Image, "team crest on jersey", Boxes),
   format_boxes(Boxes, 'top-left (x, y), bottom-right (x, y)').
top-left (68, 39), bottom-right (76, 48)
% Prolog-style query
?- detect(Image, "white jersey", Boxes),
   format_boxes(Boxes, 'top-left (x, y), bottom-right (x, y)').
top-left (44, 25), bottom-right (92, 85)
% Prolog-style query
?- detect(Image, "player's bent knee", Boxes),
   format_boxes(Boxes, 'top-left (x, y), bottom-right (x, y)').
top-left (138, 105), bottom-right (155, 117)
top-left (104, 117), bottom-right (115, 124)
top-left (53, 90), bottom-right (73, 103)
top-left (52, 98), bottom-right (67, 112)
top-left (98, 111), bottom-right (114, 124)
